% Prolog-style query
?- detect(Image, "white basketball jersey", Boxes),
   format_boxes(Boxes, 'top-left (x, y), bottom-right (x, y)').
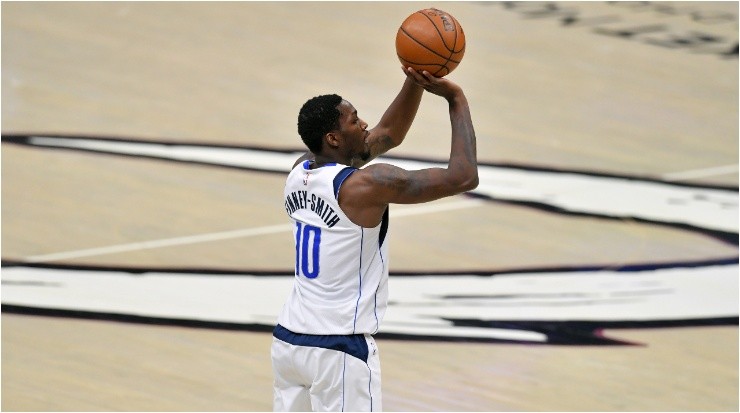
top-left (278, 160), bottom-right (390, 335)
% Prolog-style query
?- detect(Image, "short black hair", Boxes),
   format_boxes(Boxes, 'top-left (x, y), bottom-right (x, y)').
top-left (297, 94), bottom-right (343, 153)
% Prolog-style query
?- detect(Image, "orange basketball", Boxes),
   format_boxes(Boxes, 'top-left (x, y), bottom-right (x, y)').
top-left (395, 8), bottom-right (466, 77)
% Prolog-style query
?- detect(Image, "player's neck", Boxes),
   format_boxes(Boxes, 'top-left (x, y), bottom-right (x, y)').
top-left (312, 153), bottom-right (348, 168)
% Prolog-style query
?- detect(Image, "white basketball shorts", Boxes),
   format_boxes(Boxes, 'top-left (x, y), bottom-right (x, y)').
top-left (271, 324), bottom-right (382, 411)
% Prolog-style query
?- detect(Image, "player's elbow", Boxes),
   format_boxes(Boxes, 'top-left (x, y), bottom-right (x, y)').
top-left (459, 172), bottom-right (479, 192)
top-left (448, 169), bottom-right (479, 193)
top-left (468, 173), bottom-right (480, 190)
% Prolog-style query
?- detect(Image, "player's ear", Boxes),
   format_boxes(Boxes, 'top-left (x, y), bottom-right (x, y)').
top-left (325, 132), bottom-right (341, 149)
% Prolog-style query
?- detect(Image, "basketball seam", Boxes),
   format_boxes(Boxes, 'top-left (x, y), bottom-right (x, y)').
top-left (413, 11), bottom-right (464, 76)
top-left (452, 18), bottom-right (465, 53)
top-left (398, 10), bottom-right (465, 76)
top-left (418, 11), bottom-right (455, 53)
top-left (419, 11), bottom-right (465, 53)
top-left (398, 29), bottom-right (459, 76)
top-left (396, 55), bottom-right (448, 72)
top-left (398, 28), bottom-right (462, 63)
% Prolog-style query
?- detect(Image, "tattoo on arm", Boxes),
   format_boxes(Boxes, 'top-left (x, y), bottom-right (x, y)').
top-left (371, 165), bottom-right (406, 190)
top-left (371, 134), bottom-right (394, 158)
top-left (370, 165), bottom-right (426, 199)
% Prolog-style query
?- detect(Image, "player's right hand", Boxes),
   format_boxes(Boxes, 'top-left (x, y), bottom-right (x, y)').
top-left (403, 67), bottom-right (463, 101)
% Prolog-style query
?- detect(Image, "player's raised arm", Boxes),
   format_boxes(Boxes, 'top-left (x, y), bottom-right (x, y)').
top-left (377, 69), bottom-right (478, 203)
top-left (339, 69), bottom-right (478, 226)
top-left (291, 70), bottom-right (422, 169)
top-left (360, 69), bottom-right (425, 164)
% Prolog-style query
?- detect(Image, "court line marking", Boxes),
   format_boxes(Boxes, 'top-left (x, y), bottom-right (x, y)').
top-left (24, 199), bottom-right (485, 263)
top-left (661, 164), bottom-right (738, 181)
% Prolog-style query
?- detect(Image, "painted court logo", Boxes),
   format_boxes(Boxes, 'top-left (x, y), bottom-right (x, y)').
top-left (1, 135), bottom-right (738, 345)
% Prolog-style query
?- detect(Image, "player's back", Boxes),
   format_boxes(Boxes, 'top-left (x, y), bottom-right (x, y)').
top-left (278, 161), bottom-right (390, 335)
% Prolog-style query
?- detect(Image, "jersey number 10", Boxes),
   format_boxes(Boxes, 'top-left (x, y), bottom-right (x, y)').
top-left (295, 222), bottom-right (321, 278)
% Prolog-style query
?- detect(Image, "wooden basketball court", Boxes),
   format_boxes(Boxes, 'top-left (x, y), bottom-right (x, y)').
top-left (2, 2), bottom-right (738, 411)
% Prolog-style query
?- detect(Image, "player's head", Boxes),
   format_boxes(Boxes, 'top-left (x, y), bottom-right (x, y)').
top-left (298, 94), bottom-right (343, 154)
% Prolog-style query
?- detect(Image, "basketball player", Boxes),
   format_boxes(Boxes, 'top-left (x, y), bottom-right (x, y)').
top-left (272, 67), bottom-right (478, 412)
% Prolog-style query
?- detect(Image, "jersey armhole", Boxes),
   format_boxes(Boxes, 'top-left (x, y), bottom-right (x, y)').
top-left (333, 167), bottom-right (357, 200)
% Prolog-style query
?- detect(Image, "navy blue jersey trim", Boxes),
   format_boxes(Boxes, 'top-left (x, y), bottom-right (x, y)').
top-left (333, 167), bottom-right (357, 199)
top-left (379, 207), bottom-right (389, 248)
top-left (273, 324), bottom-right (369, 362)
top-left (303, 160), bottom-right (338, 170)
